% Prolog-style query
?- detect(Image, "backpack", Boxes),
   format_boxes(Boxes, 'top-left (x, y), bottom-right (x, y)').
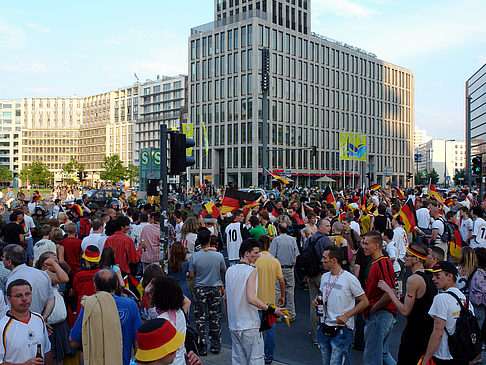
top-left (438, 218), bottom-right (455, 242)
top-left (78, 216), bottom-right (92, 237)
top-left (469, 268), bottom-right (486, 306)
top-left (295, 236), bottom-right (321, 277)
top-left (439, 218), bottom-right (463, 259)
top-left (444, 291), bottom-right (482, 361)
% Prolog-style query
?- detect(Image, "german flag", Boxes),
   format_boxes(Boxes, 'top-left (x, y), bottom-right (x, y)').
top-left (322, 186), bottom-right (337, 210)
top-left (266, 169), bottom-right (289, 184)
top-left (221, 188), bottom-right (260, 215)
top-left (393, 186), bottom-right (405, 200)
top-left (370, 184), bottom-right (381, 191)
top-left (33, 195), bottom-right (43, 203)
top-left (395, 198), bottom-right (417, 233)
top-left (203, 202), bottom-right (220, 218)
top-left (429, 184), bottom-right (444, 203)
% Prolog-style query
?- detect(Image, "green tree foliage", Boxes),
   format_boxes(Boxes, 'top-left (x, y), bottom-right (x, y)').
top-left (453, 168), bottom-right (466, 186)
top-left (415, 172), bottom-right (425, 185)
top-left (19, 161), bottom-right (53, 186)
top-left (100, 154), bottom-right (127, 184)
top-left (62, 157), bottom-right (85, 174)
top-left (126, 163), bottom-right (139, 184)
top-left (0, 166), bottom-right (13, 182)
top-left (428, 168), bottom-right (440, 185)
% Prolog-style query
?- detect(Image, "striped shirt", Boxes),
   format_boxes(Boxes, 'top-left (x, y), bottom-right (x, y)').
top-left (141, 223), bottom-right (161, 264)
top-left (266, 223), bottom-right (276, 237)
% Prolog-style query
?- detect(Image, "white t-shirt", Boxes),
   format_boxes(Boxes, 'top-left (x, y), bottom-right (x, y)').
top-left (459, 218), bottom-right (473, 243)
top-left (393, 226), bottom-right (408, 260)
top-left (471, 217), bottom-right (486, 249)
top-left (385, 240), bottom-right (401, 273)
top-left (81, 233), bottom-right (107, 253)
top-left (0, 312), bottom-right (51, 363)
top-left (23, 215), bottom-right (35, 238)
top-left (431, 219), bottom-right (446, 244)
top-left (175, 221), bottom-right (184, 242)
top-left (319, 270), bottom-right (364, 330)
top-left (428, 287), bottom-right (475, 360)
top-left (350, 221), bottom-right (361, 236)
top-left (181, 232), bottom-right (197, 258)
top-left (157, 309), bottom-right (187, 365)
top-left (225, 222), bottom-right (244, 261)
top-left (416, 208), bottom-right (432, 229)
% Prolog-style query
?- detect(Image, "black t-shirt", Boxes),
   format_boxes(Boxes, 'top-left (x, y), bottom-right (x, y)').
top-left (2, 223), bottom-right (24, 245)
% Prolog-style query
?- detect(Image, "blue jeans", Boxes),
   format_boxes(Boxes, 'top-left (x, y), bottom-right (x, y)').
top-left (317, 324), bottom-right (352, 365)
top-left (259, 311), bottom-right (275, 361)
top-left (25, 236), bottom-right (34, 261)
top-left (364, 310), bottom-right (396, 365)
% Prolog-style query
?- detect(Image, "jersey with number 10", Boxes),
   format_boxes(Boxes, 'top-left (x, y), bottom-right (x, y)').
top-left (472, 217), bottom-right (486, 249)
top-left (226, 222), bottom-right (244, 261)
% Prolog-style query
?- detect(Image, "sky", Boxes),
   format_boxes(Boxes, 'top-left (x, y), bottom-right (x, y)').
top-left (1, 0), bottom-right (485, 140)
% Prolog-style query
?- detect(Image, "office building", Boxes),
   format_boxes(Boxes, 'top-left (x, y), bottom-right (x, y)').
top-left (415, 139), bottom-right (465, 185)
top-left (188, 0), bottom-right (415, 188)
top-left (0, 101), bottom-right (21, 186)
top-left (414, 125), bottom-right (430, 150)
top-left (466, 63), bottom-right (486, 180)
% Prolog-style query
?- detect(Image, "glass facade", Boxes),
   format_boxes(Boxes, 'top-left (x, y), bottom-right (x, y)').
top-left (467, 63), bottom-right (486, 176)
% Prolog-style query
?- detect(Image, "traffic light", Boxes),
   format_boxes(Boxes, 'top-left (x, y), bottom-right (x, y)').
top-left (169, 132), bottom-right (196, 175)
top-left (261, 48), bottom-right (270, 92)
top-left (311, 146), bottom-right (317, 157)
top-left (366, 172), bottom-right (371, 181)
top-left (83, 171), bottom-right (88, 179)
top-left (407, 172), bottom-right (413, 180)
top-left (472, 156), bottom-right (482, 176)
top-left (77, 171), bottom-right (83, 181)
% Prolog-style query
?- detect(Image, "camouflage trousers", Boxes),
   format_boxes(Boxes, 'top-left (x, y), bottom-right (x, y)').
top-left (194, 286), bottom-right (223, 350)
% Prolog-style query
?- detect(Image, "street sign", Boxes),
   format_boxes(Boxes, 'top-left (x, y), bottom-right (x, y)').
top-left (141, 150), bottom-right (150, 166)
top-left (153, 151), bottom-right (160, 165)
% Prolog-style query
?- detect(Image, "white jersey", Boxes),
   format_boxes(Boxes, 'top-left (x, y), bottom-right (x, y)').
top-left (225, 222), bottom-right (244, 261)
top-left (0, 312), bottom-right (51, 363)
top-left (393, 226), bottom-right (408, 260)
top-left (471, 217), bottom-right (486, 249)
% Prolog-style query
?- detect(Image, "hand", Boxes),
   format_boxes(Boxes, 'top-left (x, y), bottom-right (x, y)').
top-left (274, 307), bottom-right (287, 318)
top-left (43, 257), bottom-right (58, 270)
top-left (45, 323), bottom-right (53, 336)
top-left (23, 357), bottom-right (45, 365)
top-left (369, 305), bottom-right (377, 315)
top-left (140, 240), bottom-right (147, 249)
top-left (184, 350), bottom-right (202, 365)
top-left (277, 296), bottom-right (285, 307)
top-left (336, 314), bottom-right (349, 324)
top-left (311, 298), bottom-right (318, 309)
top-left (377, 280), bottom-right (391, 293)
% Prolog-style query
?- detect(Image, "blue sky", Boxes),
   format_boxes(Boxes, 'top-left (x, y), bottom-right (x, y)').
top-left (1, 0), bottom-right (485, 140)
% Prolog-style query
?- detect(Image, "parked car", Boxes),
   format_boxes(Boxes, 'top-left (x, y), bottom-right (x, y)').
top-left (62, 189), bottom-right (123, 209)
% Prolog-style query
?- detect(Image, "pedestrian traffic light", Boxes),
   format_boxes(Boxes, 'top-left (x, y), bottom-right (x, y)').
top-left (169, 132), bottom-right (196, 175)
top-left (407, 172), bottom-right (413, 180)
top-left (311, 146), bottom-right (317, 158)
top-left (366, 172), bottom-right (371, 181)
top-left (472, 156), bottom-right (482, 176)
top-left (77, 171), bottom-right (83, 181)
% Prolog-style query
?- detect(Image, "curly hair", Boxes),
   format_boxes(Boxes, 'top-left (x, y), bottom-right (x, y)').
top-left (151, 275), bottom-right (184, 311)
top-left (169, 242), bottom-right (187, 273)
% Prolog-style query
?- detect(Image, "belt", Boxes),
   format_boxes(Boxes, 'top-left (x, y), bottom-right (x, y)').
top-left (281, 265), bottom-right (294, 268)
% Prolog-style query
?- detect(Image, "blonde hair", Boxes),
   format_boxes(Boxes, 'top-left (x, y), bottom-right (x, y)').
top-left (459, 246), bottom-right (478, 278)
top-left (181, 217), bottom-right (198, 239)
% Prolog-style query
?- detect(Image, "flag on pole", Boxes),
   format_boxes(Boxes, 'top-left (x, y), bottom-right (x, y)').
top-left (322, 186), bottom-right (337, 209)
top-left (265, 169), bottom-right (289, 184)
top-left (392, 185), bottom-right (405, 200)
top-left (221, 188), bottom-right (261, 215)
top-left (202, 122), bottom-right (209, 155)
top-left (203, 202), bottom-right (220, 218)
top-left (395, 198), bottom-right (417, 233)
top-left (429, 183), bottom-right (444, 203)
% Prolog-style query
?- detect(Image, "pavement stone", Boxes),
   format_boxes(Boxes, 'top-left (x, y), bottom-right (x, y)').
top-left (202, 345), bottom-right (287, 365)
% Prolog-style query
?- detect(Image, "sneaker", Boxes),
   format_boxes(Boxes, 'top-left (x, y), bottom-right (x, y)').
top-left (210, 348), bottom-right (220, 355)
top-left (199, 346), bottom-right (207, 356)
top-left (313, 340), bottom-right (318, 346)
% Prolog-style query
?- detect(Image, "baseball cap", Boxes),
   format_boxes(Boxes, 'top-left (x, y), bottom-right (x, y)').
top-left (135, 318), bottom-right (185, 362)
top-left (428, 261), bottom-right (458, 276)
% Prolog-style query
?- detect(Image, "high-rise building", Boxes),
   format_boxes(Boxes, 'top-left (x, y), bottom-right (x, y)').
top-left (415, 139), bottom-right (465, 185)
top-left (414, 125), bottom-right (430, 150)
top-left (188, 0), bottom-right (415, 188)
top-left (466, 63), bottom-right (486, 182)
top-left (0, 101), bottom-right (21, 186)
top-left (20, 97), bottom-right (83, 184)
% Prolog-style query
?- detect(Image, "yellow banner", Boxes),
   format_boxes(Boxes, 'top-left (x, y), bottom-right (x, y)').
top-left (202, 122), bottom-right (209, 155)
top-left (182, 123), bottom-right (194, 156)
top-left (339, 132), bottom-right (367, 161)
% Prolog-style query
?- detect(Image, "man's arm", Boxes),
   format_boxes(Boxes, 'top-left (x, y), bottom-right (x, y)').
top-left (337, 293), bottom-right (369, 325)
top-left (378, 274), bottom-right (420, 316)
top-left (246, 270), bottom-right (286, 317)
top-left (42, 296), bottom-right (55, 320)
top-left (277, 277), bottom-right (285, 307)
top-left (422, 317), bottom-right (446, 364)
top-left (430, 228), bottom-right (438, 242)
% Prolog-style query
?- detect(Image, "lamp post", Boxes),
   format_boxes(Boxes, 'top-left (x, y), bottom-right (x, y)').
top-left (444, 139), bottom-right (455, 187)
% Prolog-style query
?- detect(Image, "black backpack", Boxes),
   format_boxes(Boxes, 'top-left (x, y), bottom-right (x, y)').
top-left (444, 291), bottom-right (482, 361)
top-left (439, 218), bottom-right (455, 243)
top-left (295, 236), bottom-right (321, 277)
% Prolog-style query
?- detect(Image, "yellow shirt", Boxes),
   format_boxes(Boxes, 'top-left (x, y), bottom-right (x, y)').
top-left (255, 251), bottom-right (283, 305)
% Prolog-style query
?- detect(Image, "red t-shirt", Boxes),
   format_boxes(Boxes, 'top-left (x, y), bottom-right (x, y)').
top-left (72, 268), bottom-right (101, 314)
top-left (60, 236), bottom-right (82, 274)
top-left (364, 256), bottom-right (396, 318)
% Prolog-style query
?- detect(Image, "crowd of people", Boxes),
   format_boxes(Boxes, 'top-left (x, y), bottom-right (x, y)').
top-left (0, 184), bottom-right (483, 365)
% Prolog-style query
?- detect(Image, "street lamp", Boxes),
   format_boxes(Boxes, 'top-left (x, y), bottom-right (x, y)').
top-left (444, 139), bottom-right (455, 187)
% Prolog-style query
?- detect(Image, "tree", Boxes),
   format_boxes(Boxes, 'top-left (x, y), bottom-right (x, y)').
top-left (453, 168), bottom-right (466, 186)
top-left (100, 154), bottom-right (127, 184)
top-left (62, 157), bottom-right (85, 174)
top-left (19, 161), bottom-right (53, 186)
top-left (428, 168), bottom-right (440, 185)
top-left (415, 172), bottom-right (425, 185)
top-left (0, 166), bottom-right (13, 182)
top-left (126, 163), bottom-right (139, 184)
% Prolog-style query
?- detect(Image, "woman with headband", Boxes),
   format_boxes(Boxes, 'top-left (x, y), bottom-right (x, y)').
top-left (378, 241), bottom-right (438, 365)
